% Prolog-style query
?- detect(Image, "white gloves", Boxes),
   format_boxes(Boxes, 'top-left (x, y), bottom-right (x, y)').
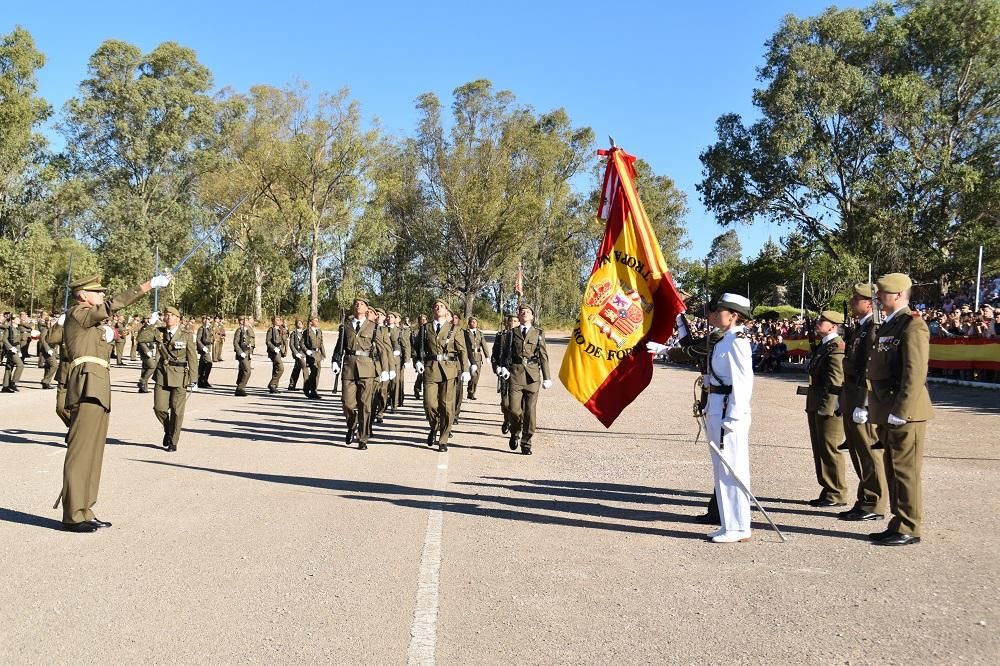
top-left (645, 341), bottom-right (667, 355)
top-left (470, 364), bottom-right (478, 374)
top-left (295, 353), bottom-right (303, 360)
top-left (722, 418), bottom-right (738, 433)
top-left (150, 274), bottom-right (172, 289)
top-left (148, 312), bottom-right (160, 325)
top-left (887, 413), bottom-right (907, 426)
top-left (389, 370), bottom-right (397, 380)
top-left (542, 379), bottom-right (553, 389)
top-left (101, 325), bottom-right (115, 343)
top-left (460, 371), bottom-right (471, 383)
top-left (852, 407), bottom-right (869, 424)
top-left (331, 362), bottom-right (341, 374)
top-left (305, 350), bottom-right (313, 356)
top-left (404, 361), bottom-right (413, 370)
top-left (415, 362), bottom-right (424, 374)
top-left (379, 370), bottom-right (390, 383)
top-left (498, 367), bottom-right (511, 379)
top-left (57, 313), bottom-right (66, 326)
top-left (239, 352), bottom-right (247, 359)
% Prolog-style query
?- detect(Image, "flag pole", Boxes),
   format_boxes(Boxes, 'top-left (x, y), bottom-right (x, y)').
top-left (800, 270), bottom-right (806, 318)
top-left (154, 246), bottom-right (160, 311)
top-left (974, 245), bottom-right (984, 311)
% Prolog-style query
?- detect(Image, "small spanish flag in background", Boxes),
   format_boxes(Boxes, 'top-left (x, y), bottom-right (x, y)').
top-left (559, 146), bottom-right (686, 427)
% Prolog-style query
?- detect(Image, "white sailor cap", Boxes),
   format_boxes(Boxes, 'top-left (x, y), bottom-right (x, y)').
top-left (716, 293), bottom-right (752, 318)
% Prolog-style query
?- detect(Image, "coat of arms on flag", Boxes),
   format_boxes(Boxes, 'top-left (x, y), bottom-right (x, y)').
top-left (558, 145), bottom-right (686, 427)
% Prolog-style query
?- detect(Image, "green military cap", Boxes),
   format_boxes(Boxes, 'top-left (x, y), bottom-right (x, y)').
top-left (374, 307), bottom-right (386, 316)
top-left (819, 310), bottom-right (844, 325)
top-left (852, 283), bottom-right (874, 299)
top-left (433, 298), bottom-right (452, 311)
top-left (163, 306), bottom-right (181, 317)
top-left (353, 296), bottom-right (370, 306)
top-left (517, 302), bottom-right (535, 314)
top-left (876, 272), bottom-right (912, 294)
top-left (388, 311), bottom-right (401, 319)
top-left (70, 274), bottom-right (107, 292)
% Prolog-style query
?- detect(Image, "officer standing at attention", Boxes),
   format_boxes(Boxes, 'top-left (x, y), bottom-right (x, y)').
top-left (413, 299), bottom-right (470, 453)
top-left (266, 316), bottom-right (285, 394)
top-left (2, 312), bottom-right (25, 392)
top-left (233, 315), bottom-right (255, 397)
top-left (804, 311), bottom-right (848, 508)
top-left (497, 303), bottom-right (551, 455)
top-left (197, 316), bottom-right (214, 388)
top-left (866, 273), bottom-right (933, 546)
top-left (138, 306), bottom-right (198, 451)
top-left (212, 316), bottom-right (226, 362)
top-left (839, 284), bottom-right (887, 522)
top-left (331, 297), bottom-right (388, 449)
top-left (56, 272), bottom-right (168, 532)
top-left (303, 316), bottom-right (326, 399)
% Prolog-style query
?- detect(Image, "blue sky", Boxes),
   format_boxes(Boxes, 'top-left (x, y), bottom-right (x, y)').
top-left (6, 0), bottom-right (860, 263)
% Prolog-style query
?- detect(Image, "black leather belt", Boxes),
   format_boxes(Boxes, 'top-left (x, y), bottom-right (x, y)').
top-left (168, 361), bottom-right (188, 367)
top-left (708, 384), bottom-right (732, 395)
top-left (512, 357), bottom-right (537, 365)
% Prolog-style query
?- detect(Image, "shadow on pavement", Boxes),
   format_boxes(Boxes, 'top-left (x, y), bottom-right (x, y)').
top-left (0, 507), bottom-right (63, 530)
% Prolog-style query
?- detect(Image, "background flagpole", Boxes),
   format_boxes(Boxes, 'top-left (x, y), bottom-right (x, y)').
top-left (974, 245), bottom-right (983, 311)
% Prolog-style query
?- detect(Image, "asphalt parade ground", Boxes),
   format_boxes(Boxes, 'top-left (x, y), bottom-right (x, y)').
top-left (2, 333), bottom-right (998, 664)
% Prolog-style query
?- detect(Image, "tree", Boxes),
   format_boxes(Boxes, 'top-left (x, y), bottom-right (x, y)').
top-left (708, 229), bottom-right (742, 266)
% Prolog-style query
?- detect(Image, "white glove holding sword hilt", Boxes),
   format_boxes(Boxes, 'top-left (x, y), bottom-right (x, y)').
top-left (415, 361), bottom-right (425, 374)
top-left (149, 274), bottom-right (172, 289)
top-left (646, 341), bottom-right (668, 355)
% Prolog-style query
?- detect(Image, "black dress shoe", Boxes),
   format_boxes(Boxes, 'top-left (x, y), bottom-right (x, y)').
top-left (358, 442), bottom-right (368, 451)
top-left (11, 384), bottom-right (19, 392)
top-left (375, 416), bottom-right (383, 424)
top-left (235, 389), bottom-right (247, 397)
top-left (62, 521), bottom-right (98, 533)
top-left (426, 429), bottom-right (437, 447)
top-left (521, 445), bottom-right (532, 456)
top-left (204, 383), bottom-right (212, 388)
top-left (838, 509), bottom-right (884, 522)
top-left (468, 395), bottom-right (476, 400)
top-left (808, 498), bottom-right (848, 508)
top-left (268, 386), bottom-right (278, 394)
top-left (162, 433), bottom-right (171, 449)
top-left (868, 529), bottom-right (895, 541)
top-left (1, 387), bottom-right (14, 393)
top-left (89, 518), bottom-right (113, 528)
top-left (501, 421), bottom-right (510, 435)
top-left (438, 443), bottom-right (447, 453)
top-left (287, 385), bottom-right (296, 391)
top-left (41, 384), bottom-right (53, 390)
top-left (508, 434), bottom-right (519, 451)
top-left (876, 532), bottom-right (921, 546)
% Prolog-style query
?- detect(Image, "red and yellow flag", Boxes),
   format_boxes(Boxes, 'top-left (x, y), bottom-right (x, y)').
top-left (559, 146), bottom-right (686, 427)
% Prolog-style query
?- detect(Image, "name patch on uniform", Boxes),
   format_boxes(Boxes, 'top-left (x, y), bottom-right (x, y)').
top-left (173, 341), bottom-right (187, 349)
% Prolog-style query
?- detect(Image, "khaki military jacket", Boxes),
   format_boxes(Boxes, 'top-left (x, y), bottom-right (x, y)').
top-left (233, 325), bottom-right (255, 356)
top-left (304, 327), bottom-right (326, 361)
top-left (333, 318), bottom-right (386, 379)
top-left (867, 307), bottom-right (934, 424)
top-left (64, 286), bottom-right (146, 410)
top-left (139, 323), bottom-right (198, 388)
top-left (841, 316), bottom-right (875, 410)
top-left (266, 326), bottom-right (285, 358)
top-left (806, 335), bottom-right (845, 416)
top-left (415, 321), bottom-right (469, 382)
top-left (465, 328), bottom-right (489, 367)
top-left (502, 326), bottom-right (550, 385)
top-left (197, 324), bottom-right (213, 355)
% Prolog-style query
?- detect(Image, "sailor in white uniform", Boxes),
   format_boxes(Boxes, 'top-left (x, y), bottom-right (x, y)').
top-left (705, 293), bottom-right (755, 543)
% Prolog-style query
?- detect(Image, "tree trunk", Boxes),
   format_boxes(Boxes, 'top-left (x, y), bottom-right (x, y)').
top-left (463, 291), bottom-right (475, 319)
top-left (253, 264), bottom-right (264, 321)
top-left (309, 251), bottom-right (320, 319)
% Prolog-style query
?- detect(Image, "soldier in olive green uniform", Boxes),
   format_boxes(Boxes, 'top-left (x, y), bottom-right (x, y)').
top-left (38, 315), bottom-right (59, 388)
top-left (804, 311), bottom-right (848, 507)
top-left (113, 316), bottom-right (128, 366)
top-left (411, 314), bottom-right (429, 399)
top-left (233, 316), bottom-right (255, 396)
top-left (46, 315), bottom-right (72, 427)
top-left (18, 313), bottom-right (32, 361)
top-left (139, 306), bottom-right (198, 451)
top-left (137, 316), bottom-right (158, 393)
top-left (332, 297), bottom-right (389, 449)
top-left (288, 319), bottom-right (309, 390)
top-left (491, 315), bottom-right (517, 434)
top-left (371, 309), bottom-right (393, 422)
top-left (266, 317), bottom-right (285, 394)
top-left (387, 311), bottom-right (411, 412)
top-left (465, 317), bottom-right (489, 400)
top-left (450, 313), bottom-right (467, 423)
top-left (57, 273), bottom-right (166, 532)
top-left (497, 303), bottom-right (551, 455)
top-left (2, 312), bottom-right (26, 392)
top-left (212, 317), bottom-right (226, 362)
top-left (303, 316), bottom-right (326, 399)
top-left (36, 312), bottom-right (50, 368)
top-left (839, 283), bottom-right (887, 522)
top-left (413, 299), bottom-right (470, 452)
top-left (197, 316), bottom-right (214, 388)
top-left (129, 316), bottom-right (142, 360)
top-left (866, 273), bottom-right (933, 546)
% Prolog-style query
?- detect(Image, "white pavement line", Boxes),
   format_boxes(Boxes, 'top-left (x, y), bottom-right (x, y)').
top-left (407, 451), bottom-right (449, 666)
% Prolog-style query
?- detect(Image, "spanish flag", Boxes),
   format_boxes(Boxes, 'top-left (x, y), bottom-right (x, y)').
top-left (559, 146), bottom-right (686, 427)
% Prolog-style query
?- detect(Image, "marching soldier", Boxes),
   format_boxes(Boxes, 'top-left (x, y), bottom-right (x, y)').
top-left (303, 316), bottom-right (326, 399)
top-left (331, 297), bottom-right (389, 450)
top-left (450, 313), bottom-right (467, 423)
top-left (465, 316), bottom-right (489, 400)
top-left (491, 314), bottom-right (517, 434)
top-left (497, 304), bottom-right (551, 455)
top-left (266, 316), bottom-right (285, 394)
top-left (212, 316), bottom-right (226, 362)
top-left (138, 307), bottom-right (198, 451)
top-left (839, 283), bottom-right (887, 522)
top-left (387, 311), bottom-right (410, 413)
top-left (45, 313), bottom-right (72, 427)
top-left (18, 312), bottom-right (32, 361)
top-left (137, 315), bottom-right (158, 393)
top-left (867, 273), bottom-right (933, 546)
top-left (233, 315), bottom-right (255, 396)
top-left (288, 319), bottom-right (309, 391)
top-left (413, 299), bottom-right (470, 452)
top-left (38, 314), bottom-right (58, 389)
top-left (36, 311), bottom-right (50, 368)
top-left (57, 272), bottom-right (168, 532)
top-left (197, 315), bottom-right (214, 388)
top-left (411, 314), bottom-right (428, 399)
top-left (804, 311), bottom-right (847, 508)
top-left (113, 315), bottom-right (127, 366)
top-left (370, 308), bottom-right (393, 422)
top-left (129, 315), bottom-right (142, 360)
top-left (2, 312), bottom-right (26, 392)
top-left (280, 319), bottom-right (290, 357)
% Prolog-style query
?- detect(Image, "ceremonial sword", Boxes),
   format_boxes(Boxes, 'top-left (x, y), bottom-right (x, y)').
top-left (168, 193), bottom-right (251, 275)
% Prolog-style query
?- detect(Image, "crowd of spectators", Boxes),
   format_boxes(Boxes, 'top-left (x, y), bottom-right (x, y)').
top-left (665, 275), bottom-right (1000, 383)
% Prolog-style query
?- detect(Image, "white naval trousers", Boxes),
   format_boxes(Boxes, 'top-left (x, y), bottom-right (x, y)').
top-left (707, 393), bottom-right (752, 533)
